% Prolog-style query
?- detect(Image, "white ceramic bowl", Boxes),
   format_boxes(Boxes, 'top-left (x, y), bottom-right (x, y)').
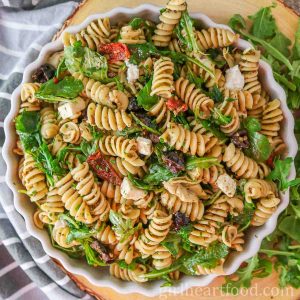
top-left (3, 4), bottom-right (298, 296)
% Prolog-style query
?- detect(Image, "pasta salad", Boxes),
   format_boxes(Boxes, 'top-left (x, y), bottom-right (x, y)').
top-left (15, 0), bottom-right (287, 284)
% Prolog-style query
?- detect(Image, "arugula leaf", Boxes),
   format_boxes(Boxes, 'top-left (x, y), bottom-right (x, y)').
top-left (35, 76), bottom-right (83, 102)
top-left (200, 119), bottom-right (228, 144)
top-left (243, 117), bottom-right (272, 162)
top-left (175, 11), bottom-right (200, 53)
top-left (118, 260), bottom-right (137, 270)
top-left (228, 14), bottom-right (246, 31)
top-left (129, 17), bottom-right (147, 30)
top-left (185, 156), bottom-right (221, 170)
top-left (171, 113), bottom-right (190, 130)
top-left (267, 157), bottom-right (300, 191)
top-left (161, 233), bottom-right (181, 256)
top-left (136, 78), bottom-right (159, 110)
top-left (64, 41), bottom-right (108, 80)
top-left (279, 216), bottom-right (300, 242)
top-left (15, 110), bottom-right (40, 133)
top-left (186, 66), bottom-right (203, 89)
top-left (128, 43), bottom-right (160, 64)
top-left (248, 5), bottom-right (277, 39)
top-left (127, 173), bottom-right (155, 191)
top-left (109, 211), bottom-right (141, 242)
top-left (270, 31), bottom-right (291, 57)
top-left (273, 71), bottom-right (296, 92)
top-left (291, 20), bottom-right (300, 61)
top-left (82, 240), bottom-right (107, 267)
top-left (143, 164), bottom-right (177, 185)
top-left (177, 224), bottom-right (193, 252)
top-left (131, 112), bottom-right (160, 135)
top-left (290, 60), bottom-right (300, 85)
top-left (209, 85), bottom-right (224, 102)
top-left (67, 226), bottom-right (96, 243)
top-left (55, 58), bottom-right (67, 78)
top-left (231, 201), bottom-right (255, 232)
top-left (212, 108), bottom-right (232, 126)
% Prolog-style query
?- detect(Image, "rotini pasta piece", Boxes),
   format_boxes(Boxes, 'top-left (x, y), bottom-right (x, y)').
top-left (85, 17), bottom-right (111, 38)
top-left (175, 77), bottom-right (214, 118)
top-left (152, 0), bottom-right (186, 47)
top-left (22, 153), bottom-right (48, 202)
top-left (71, 162), bottom-right (110, 221)
top-left (189, 196), bottom-right (230, 247)
top-left (33, 209), bottom-right (45, 229)
top-left (38, 188), bottom-right (65, 225)
top-left (114, 231), bottom-right (139, 264)
top-left (260, 99), bottom-right (283, 139)
top-left (222, 89), bottom-right (254, 116)
top-left (148, 98), bottom-right (171, 130)
top-left (247, 94), bottom-right (266, 120)
top-left (139, 57), bottom-right (154, 77)
top-left (218, 101), bottom-right (240, 135)
top-left (109, 263), bottom-right (148, 282)
top-left (195, 28), bottom-right (239, 51)
top-left (244, 179), bottom-right (276, 203)
top-left (94, 221), bottom-right (117, 245)
top-left (251, 194), bottom-right (280, 226)
top-left (13, 139), bottom-right (24, 156)
top-left (160, 123), bottom-right (207, 156)
top-left (79, 121), bottom-right (93, 141)
top-left (52, 220), bottom-right (80, 248)
top-left (99, 135), bottom-right (145, 167)
top-left (87, 102), bottom-right (132, 131)
top-left (119, 25), bottom-right (146, 44)
top-left (222, 143), bottom-right (259, 179)
top-left (168, 38), bottom-right (183, 53)
top-left (152, 246), bottom-right (173, 270)
top-left (109, 157), bottom-right (145, 178)
top-left (100, 180), bottom-right (122, 203)
top-left (160, 191), bottom-right (204, 221)
top-left (221, 225), bottom-right (244, 251)
top-left (55, 173), bottom-right (96, 224)
top-left (150, 57), bottom-right (174, 98)
top-left (72, 73), bottom-right (128, 110)
top-left (62, 31), bottom-right (108, 51)
top-left (239, 48), bottom-right (261, 94)
top-left (132, 191), bottom-right (155, 209)
top-left (140, 199), bottom-right (164, 224)
top-left (258, 162), bottom-right (271, 179)
top-left (20, 83), bottom-right (41, 112)
top-left (40, 106), bottom-right (59, 139)
top-left (271, 136), bottom-right (286, 155)
top-left (187, 165), bottom-right (224, 187)
top-left (169, 271), bottom-right (181, 280)
top-left (195, 260), bottom-right (225, 275)
top-left (135, 210), bottom-right (172, 256)
top-left (119, 200), bottom-right (140, 224)
top-left (108, 60), bottom-right (125, 76)
top-left (59, 121), bottom-right (81, 144)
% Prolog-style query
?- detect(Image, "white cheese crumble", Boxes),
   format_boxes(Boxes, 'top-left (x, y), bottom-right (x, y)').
top-left (125, 60), bottom-right (139, 83)
top-left (216, 174), bottom-right (236, 197)
top-left (224, 65), bottom-right (244, 90)
top-left (137, 137), bottom-right (153, 156)
top-left (58, 97), bottom-right (86, 119)
top-left (121, 177), bottom-right (147, 200)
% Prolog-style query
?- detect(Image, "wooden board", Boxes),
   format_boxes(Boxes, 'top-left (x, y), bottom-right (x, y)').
top-left (54, 0), bottom-right (300, 299)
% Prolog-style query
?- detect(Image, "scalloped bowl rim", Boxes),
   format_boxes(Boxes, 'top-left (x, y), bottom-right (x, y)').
top-left (2, 4), bottom-right (298, 296)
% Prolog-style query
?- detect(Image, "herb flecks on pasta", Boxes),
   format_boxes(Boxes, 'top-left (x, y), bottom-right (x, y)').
top-left (15, 0), bottom-right (288, 285)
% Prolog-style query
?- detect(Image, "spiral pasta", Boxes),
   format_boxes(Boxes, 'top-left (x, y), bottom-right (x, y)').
top-left (223, 143), bottom-right (259, 179)
top-left (239, 48), bottom-right (261, 94)
top-left (110, 263), bottom-right (148, 282)
top-left (195, 260), bottom-right (225, 275)
top-left (160, 122), bottom-right (207, 156)
top-left (244, 179), bottom-right (276, 203)
top-left (52, 220), bottom-right (80, 248)
top-left (85, 17), bottom-right (111, 39)
top-left (260, 99), bottom-right (283, 140)
top-left (99, 135), bottom-right (145, 167)
top-left (218, 101), bottom-right (240, 135)
top-left (152, 246), bottom-right (173, 270)
top-left (175, 77), bottom-right (214, 118)
top-left (152, 0), bottom-right (187, 47)
top-left (20, 83), bottom-right (40, 112)
top-left (87, 102), bottom-right (132, 131)
top-left (21, 153), bottom-right (48, 202)
top-left (247, 94), bottom-right (266, 120)
top-left (100, 180), bottom-right (122, 203)
top-left (151, 57), bottom-right (174, 98)
top-left (119, 25), bottom-right (146, 44)
top-left (160, 191), bottom-right (204, 221)
top-left (251, 194), bottom-right (281, 226)
top-left (55, 173), bottom-right (95, 224)
top-left (40, 106), bottom-right (59, 139)
top-left (59, 121), bottom-right (81, 144)
top-left (221, 225), bottom-right (244, 251)
top-left (71, 162), bottom-right (110, 221)
top-left (195, 28), bottom-right (239, 51)
top-left (94, 221), bottom-right (117, 244)
top-left (135, 210), bottom-right (172, 256)
top-left (147, 98), bottom-right (171, 130)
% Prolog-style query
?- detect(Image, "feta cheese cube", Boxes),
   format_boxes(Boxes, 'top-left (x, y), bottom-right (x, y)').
top-left (58, 97), bottom-right (86, 119)
top-left (137, 137), bottom-right (153, 156)
top-left (216, 173), bottom-right (236, 197)
top-left (125, 60), bottom-right (139, 83)
top-left (121, 177), bottom-right (147, 200)
top-left (224, 65), bottom-right (244, 90)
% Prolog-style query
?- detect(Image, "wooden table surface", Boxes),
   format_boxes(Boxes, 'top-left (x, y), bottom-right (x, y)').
top-left (56, 0), bottom-right (300, 299)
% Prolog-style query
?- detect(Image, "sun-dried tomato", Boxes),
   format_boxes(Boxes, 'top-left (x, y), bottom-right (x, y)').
top-left (166, 97), bottom-right (188, 115)
top-left (87, 151), bottom-right (122, 185)
top-left (98, 42), bottom-right (130, 63)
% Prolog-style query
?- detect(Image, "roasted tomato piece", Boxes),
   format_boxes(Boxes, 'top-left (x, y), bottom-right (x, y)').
top-left (98, 42), bottom-right (130, 63)
top-left (166, 97), bottom-right (188, 115)
top-left (87, 151), bottom-right (122, 185)
top-left (266, 153), bottom-right (275, 169)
